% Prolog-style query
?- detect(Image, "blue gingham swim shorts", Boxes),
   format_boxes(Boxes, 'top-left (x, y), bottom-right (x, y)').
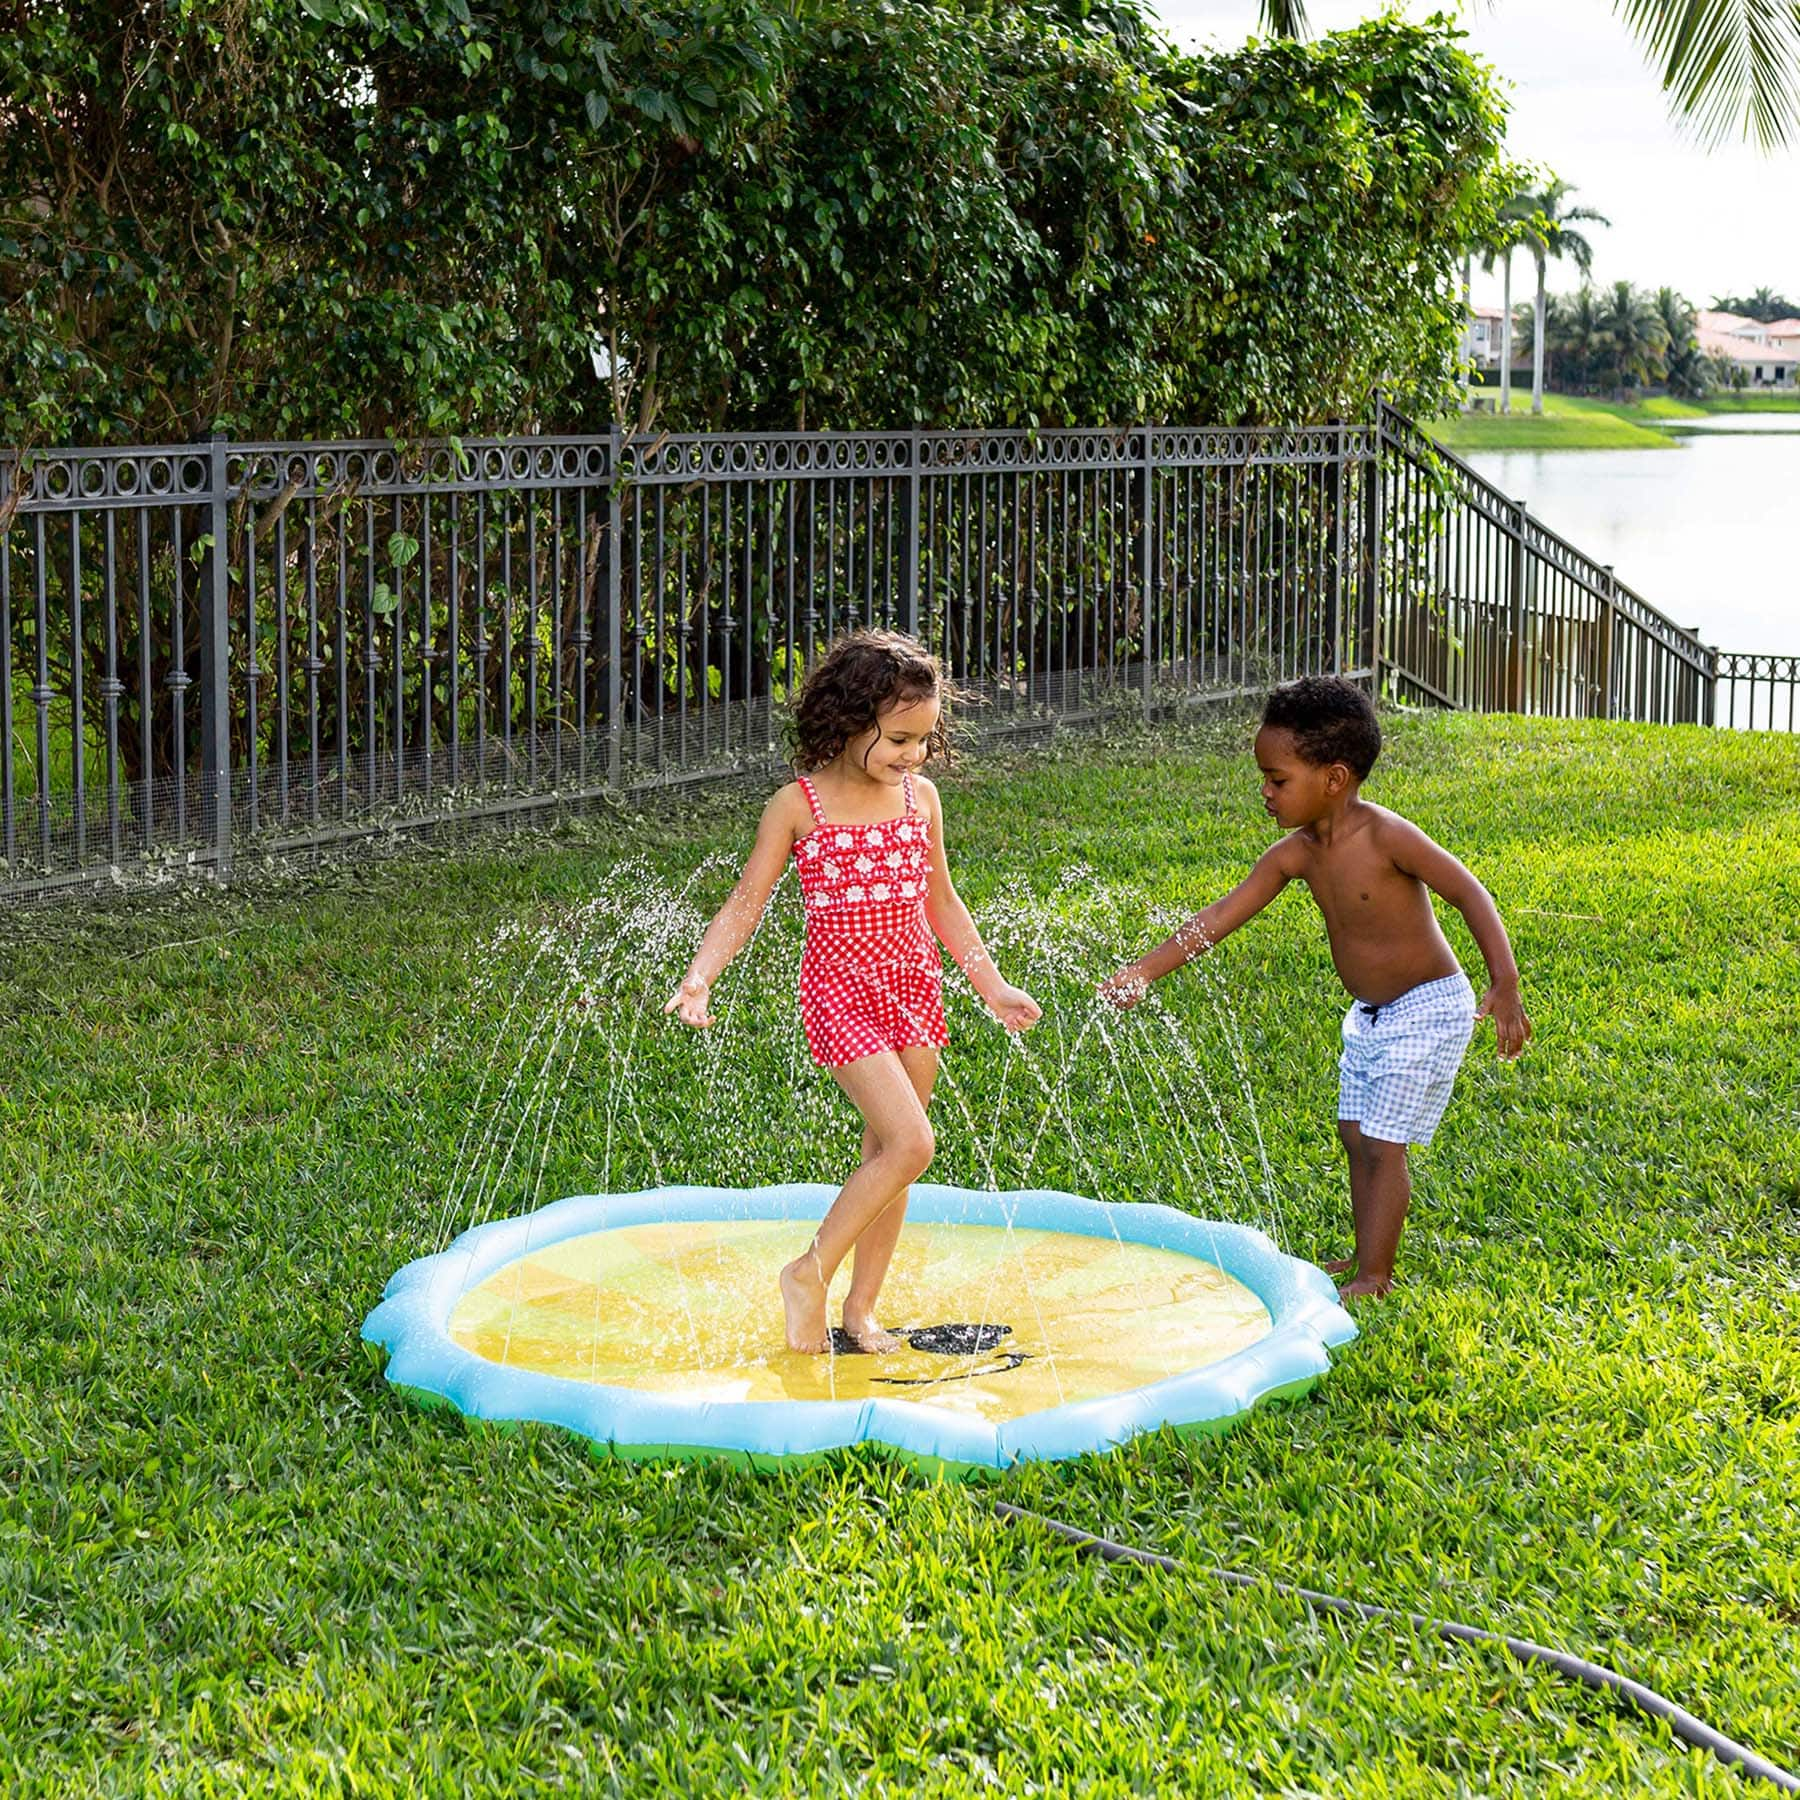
top-left (1338, 971), bottom-right (1476, 1146)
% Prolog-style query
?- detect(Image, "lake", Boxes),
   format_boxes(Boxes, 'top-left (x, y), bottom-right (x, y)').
top-left (1463, 414), bottom-right (1800, 658)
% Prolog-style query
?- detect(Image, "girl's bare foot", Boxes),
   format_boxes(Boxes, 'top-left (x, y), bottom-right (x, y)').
top-left (1321, 1257), bottom-right (1355, 1276)
top-left (1338, 1273), bottom-right (1392, 1301)
top-left (780, 1246), bottom-right (829, 1353)
top-left (841, 1312), bottom-right (902, 1355)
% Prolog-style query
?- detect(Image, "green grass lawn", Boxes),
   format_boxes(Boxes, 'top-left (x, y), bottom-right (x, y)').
top-left (4, 713), bottom-right (1798, 1796)
top-left (1427, 388), bottom-right (1800, 453)
top-left (1426, 394), bottom-right (1684, 453)
top-left (1688, 391), bottom-right (1800, 413)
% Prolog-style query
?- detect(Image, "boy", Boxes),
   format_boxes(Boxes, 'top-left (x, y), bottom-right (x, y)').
top-left (1101, 676), bottom-right (1530, 1298)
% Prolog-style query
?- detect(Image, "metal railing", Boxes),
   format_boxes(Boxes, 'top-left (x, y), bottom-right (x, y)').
top-left (1715, 652), bottom-right (1799, 733)
top-left (0, 423), bottom-right (1373, 899)
top-left (1372, 407), bottom-right (1725, 726)
top-left (1, 404), bottom-right (1784, 903)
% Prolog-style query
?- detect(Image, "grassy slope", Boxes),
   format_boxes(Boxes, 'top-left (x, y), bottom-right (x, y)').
top-left (1428, 389), bottom-right (1800, 453)
top-left (1688, 391), bottom-right (1800, 413)
top-left (3, 714), bottom-right (1798, 1797)
top-left (1426, 395), bottom-right (1682, 453)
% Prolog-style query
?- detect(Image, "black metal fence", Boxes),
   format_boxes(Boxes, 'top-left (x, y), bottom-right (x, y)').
top-left (1374, 409), bottom-right (1724, 725)
top-left (1715, 653), bottom-right (1799, 733)
top-left (1, 403), bottom-right (1785, 903)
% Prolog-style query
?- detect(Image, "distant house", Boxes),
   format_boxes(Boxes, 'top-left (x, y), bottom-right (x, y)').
top-left (1454, 306), bottom-right (1526, 379)
top-left (1463, 304), bottom-right (1507, 372)
top-left (1696, 310), bottom-right (1800, 387)
top-left (1464, 304), bottom-right (1504, 369)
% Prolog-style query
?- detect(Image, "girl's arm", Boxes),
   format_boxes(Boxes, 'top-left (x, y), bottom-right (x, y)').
top-left (1100, 841), bottom-right (1297, 1007)
top-left (664, 789), bottom-right (804, 1027)
top-left (918, 779), bottom-right (1040, 1031)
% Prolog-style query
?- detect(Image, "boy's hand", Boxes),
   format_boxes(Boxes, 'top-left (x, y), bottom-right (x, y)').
top-left (1098, 963), bottom-right (1151, 1010)
top-left (663, 975), bottom-right (713, 1028)
top-left (989, 983), bottom-right (1042, 1033)
top-left (1476, 981), bottom-right (1531, 1059)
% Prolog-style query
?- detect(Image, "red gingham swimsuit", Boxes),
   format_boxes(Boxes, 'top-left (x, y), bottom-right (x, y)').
top-left (792, 773), bottom-right (949, 1069)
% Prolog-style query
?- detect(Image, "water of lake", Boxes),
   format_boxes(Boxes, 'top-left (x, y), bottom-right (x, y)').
top-left (1463, 414), bottom-right (1800, 658)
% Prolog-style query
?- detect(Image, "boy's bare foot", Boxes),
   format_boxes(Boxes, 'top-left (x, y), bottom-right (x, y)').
top-left (780, 1247), bottom-right (829, 1353)
top-left (1321, 1257), bottom-right (1355, 1275)
top-left (841, 1312), bottom-right (903, 1355)
top-left (1338, 1273), bottom-right (1393, 1302)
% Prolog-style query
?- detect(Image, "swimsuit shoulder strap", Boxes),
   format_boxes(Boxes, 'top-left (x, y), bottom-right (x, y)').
top-left (902, 772), bottom-right (917, 816)
top-left (796, 774), bottom-right (828, 826)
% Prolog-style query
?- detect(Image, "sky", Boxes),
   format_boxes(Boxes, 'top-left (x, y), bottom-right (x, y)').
top-left (1151, 0), bottom-right (1800, 314)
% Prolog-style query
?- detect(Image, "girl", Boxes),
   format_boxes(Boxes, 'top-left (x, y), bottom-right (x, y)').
top-left (665, 630), bottom-right (1040, 1354)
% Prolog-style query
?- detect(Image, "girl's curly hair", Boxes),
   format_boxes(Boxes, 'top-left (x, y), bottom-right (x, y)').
top-left (788, 629), bottom-right (959, 773)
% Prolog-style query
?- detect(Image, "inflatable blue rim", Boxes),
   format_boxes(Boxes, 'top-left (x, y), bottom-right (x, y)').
top-left (363, 1183), bottom-right (1358, 1475)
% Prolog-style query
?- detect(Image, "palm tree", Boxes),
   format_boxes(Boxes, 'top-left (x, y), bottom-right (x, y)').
top-left (1479, 192), bottom-right (1536, 413)
top-left (1594, 280), bottom-right (1671, 396)
top-left (1558, 286), bottom-right (1607, 391)
top-left (1517, 181), bottom-right (1609, 413)
top-left (1255, 0), bottom-right (1800, 148)
top-left (1655, 287), bottom-right (1713, 396)
top-left (1712, 286), bottom-right (1800, 321)
top-left (1531, 286), bottom-right (1606, 391)
top-left (1460, 247), bottom-right (1474, 404)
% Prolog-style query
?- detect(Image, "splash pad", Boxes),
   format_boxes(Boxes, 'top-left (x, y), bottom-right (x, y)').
top-left (364, 1182), bottom-right (1356, 1473)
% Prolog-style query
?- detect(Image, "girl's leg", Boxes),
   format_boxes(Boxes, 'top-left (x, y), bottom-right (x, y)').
top-left (780, 1050), bottom-right (935, 1353)
top-left (841, 1044), bottom-right (938, 1350)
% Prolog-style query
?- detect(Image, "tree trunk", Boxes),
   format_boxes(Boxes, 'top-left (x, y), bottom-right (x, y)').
top-left (1461, 252), bottom-right (1473, 407)
top-left (1500, 252), bottom-right (1514, 413)
top-left (1532, 250), bottom-right (1547, 415)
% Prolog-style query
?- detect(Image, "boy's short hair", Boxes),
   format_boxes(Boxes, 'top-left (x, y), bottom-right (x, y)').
top-left (1261, 676), bottom-right (1381, 779)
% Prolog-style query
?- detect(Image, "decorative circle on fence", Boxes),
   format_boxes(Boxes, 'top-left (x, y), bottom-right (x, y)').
top-left (363, 1183), bottom-right (1356, 1474)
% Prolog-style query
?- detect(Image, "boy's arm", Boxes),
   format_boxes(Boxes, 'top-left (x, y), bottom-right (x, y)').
top-left (919, 779), bottom-right (1040, 1031)
top-left (665, 790), bottom-right (802, 1026)
top-left (1379, 816), bottom-right (1532, 1059)
top-left (1101, 840), bottom-right (1297, 1007)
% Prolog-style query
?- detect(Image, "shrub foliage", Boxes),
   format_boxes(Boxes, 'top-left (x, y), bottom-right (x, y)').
top-left (2, 0), bottom-right (1507, 442)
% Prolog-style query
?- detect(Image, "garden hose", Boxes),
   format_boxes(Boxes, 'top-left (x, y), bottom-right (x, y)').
top-left (991, 1501), bottom-right (1800, 1794)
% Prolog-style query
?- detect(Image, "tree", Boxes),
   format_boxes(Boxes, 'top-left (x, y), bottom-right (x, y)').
top-left (2, 3), bottom-right (1510, 443)
top-left (1516, 180), bottom-right (1608, 413)
top-left (1595, 280), bottom-right (1672, 395)
top-left (1529, 282), bottom-right (1682, 395)
top-left (1478, 188), bottom-right (1537, 413)
top-left (1531, 286), bottom-right (1605, 391)
top-left (1711, 287), bottom-right (1800, 320)
top-left (1258, 0), bottom-right (1800, 146)
top-left (1655, 287), bottom-right (1714, 396)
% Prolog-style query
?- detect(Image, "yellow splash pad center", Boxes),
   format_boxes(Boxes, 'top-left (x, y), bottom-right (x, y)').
top-left (449, 1219), bottom-right (1272, 1424)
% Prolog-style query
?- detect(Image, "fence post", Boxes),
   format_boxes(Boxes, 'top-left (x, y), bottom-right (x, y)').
top-left (201, 432), bottom-right (233, 876)
top-left (901, 429), bottom-right (921, 639)
top-left (1506, 497), bottom-right (1528, 713)
top-left (1139, 426), bottom-right (1155, 717)
top-left (607, 422), bottom-right (624, 783)
top-left (1596, 566), bottom-right (1617, 721)
top-left (1324, 420), bottom-right (1343, 673)
top-left (1360, 398), bottom-right (1382, 695)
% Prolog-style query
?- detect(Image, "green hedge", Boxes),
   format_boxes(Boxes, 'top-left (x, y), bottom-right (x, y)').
top-left (2, 1), bottom-right (1507, 443)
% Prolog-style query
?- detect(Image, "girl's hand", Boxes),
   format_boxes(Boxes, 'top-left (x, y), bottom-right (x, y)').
top-left (663, 975), bottom-right (713, 1028)
top-left (988, 983), bottom-right (1041, 1032)
top-left (1098, 963), bottom-right (1150, 1010)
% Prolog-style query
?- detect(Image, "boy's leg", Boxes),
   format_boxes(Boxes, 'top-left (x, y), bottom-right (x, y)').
top-left (1340, 1132), bottom-right (1411, 1299)
top-left (842, 1044), bottom-right (938, 1349)
top-left (1328, 1119), bottom-right (1368, 1275)
top-left (780, 1050), bottom-right (935, 1353)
